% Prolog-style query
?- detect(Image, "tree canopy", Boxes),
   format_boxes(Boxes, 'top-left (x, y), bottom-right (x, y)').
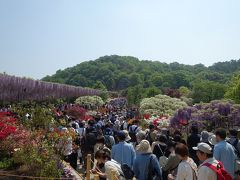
top-left (42, 55), bottom-right (240, 104)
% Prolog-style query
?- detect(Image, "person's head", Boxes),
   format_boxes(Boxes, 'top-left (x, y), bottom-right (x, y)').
top-left (86, 126), bottom-right (95, 134)
top-left (200, 130), bottom-right (209, 143)
top-left (117, 131), bottom-right (126, 142)
top-left (193, 142), bottom-right (213, 161)
top-left (191, 125), bottom-right (199, 134)
top-left (173, 130), bottom-right (182, 137)
top-left (173, 134), bottom-right (182, 143)
top-left (79, 121), bottom-right (85, 128)
top-left (149, 124), bottom-right (155, 131)
top-left (136, 140), bottom-right (152, 154)
top-left (215, 128), bottom-right (227, 142)
top-left (88, 120), bottom-right (95, 127)
top-left (104, 128), bottom-right (113, 136)
top-left (158, 135), bottom-right (168, 144)
top-left (167, 141), bottom-right (177, 153)
top-left (136, 130), bottom-right (146, 143)
top-left (133, 120), bottom-right (140, 125)
top-left (229, 129), bottom-right (238, 137)
top-left (96, 136), bottom-right (105, 145)
top-left (175, 143), bottom-right (189, 160)
top-left (122, 130), bottom-right (131, 142)
top-left (95, 149), bottom-right (111, 163)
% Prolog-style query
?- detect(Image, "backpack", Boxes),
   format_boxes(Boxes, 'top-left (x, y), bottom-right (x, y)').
top-left (128, 126), bottom-right (138, 142)
top-left (203, 161), bottom-right (232, 180)
top-left (157, 144), bottom-right (168, 167)
top-left (146, 154), bottom-right (161, 180)
top-left (121, 164), bottom-right (134, 179)
top-left (83, 132), bottom-right (97, 151)
top-left (104, 135), bottom-right (112, 149)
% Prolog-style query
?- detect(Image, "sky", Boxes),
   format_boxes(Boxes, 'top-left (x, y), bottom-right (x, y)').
top-left (0, 0), bottom-right (239, 79)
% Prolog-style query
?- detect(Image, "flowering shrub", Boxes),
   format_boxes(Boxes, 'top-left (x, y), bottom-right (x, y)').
top-left (170, 100), bottom-right (240, 129)
top-left (144, 115), bottom-right (170, 127)
top-left (0, 110), bottom-right (63, 177)
top-left (12, 104), bottom-right (55, 130)
top-left (13, 140), bottom-right (62, 178)
top-left (65, 105), bottom-right (86, 119)
top-left (0, 125), bottom-right (31, 154)
top-left (0, 112), bottom-right (17, 140)
top-left (75, 95), bottom-right (104, 107)
top-left (140, 94), bottom-right (187, 116)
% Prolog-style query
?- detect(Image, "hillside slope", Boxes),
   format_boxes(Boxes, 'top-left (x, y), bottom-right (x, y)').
top-left (42, 55), bottom-right (240, 91)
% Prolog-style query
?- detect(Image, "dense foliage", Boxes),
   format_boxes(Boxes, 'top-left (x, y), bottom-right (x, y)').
top-left (225, 73), bottom-right (240, 103)
top-left (42, 55), bottom-right (240, 103)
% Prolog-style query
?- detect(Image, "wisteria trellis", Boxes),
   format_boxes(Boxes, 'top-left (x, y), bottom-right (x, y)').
top-left (0, 74), bottom-right (102, 102)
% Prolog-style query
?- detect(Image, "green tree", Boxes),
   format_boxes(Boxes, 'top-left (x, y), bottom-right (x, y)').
top-left (192, 81), bottom-right (226, 103)
top-left (129, 73), bottom-right (143, 87)
top-left (144, 86), bottom-right (162, 98)
top-left (150, 74), bottom-right (163, 87)
top-left (115, 73), bottom-right (130, 90)
top-left (225, 73), bottom-right (240, 103)
top-left (179, 86), bottom-right (191, 97)
top-left (92, 81), bottom-right (108, 101)
top-left (127, 85), bottom-right (144, 105)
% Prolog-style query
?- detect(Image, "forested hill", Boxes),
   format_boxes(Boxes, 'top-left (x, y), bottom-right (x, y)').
top-left (42, 55), bottom-right (240, 91)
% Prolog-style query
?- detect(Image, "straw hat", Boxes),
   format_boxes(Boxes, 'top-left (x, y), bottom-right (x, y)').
top-left (136, 140), bottom-right (152, 154)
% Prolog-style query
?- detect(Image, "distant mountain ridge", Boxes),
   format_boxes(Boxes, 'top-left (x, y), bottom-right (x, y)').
top-left (42, 55), bottom-right (240, 91)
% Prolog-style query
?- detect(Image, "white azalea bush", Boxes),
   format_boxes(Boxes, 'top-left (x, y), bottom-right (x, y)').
top-left (75, 95), bottom-right (104, 107)
top-left (139, 94), bottom-right (187, 116)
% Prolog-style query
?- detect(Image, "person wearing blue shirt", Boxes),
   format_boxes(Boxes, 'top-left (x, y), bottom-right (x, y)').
top-left (111, 131), bottom-right (136, 168)
top-left (213, 128), bottom-right (237, 178)
top-left (133, 140), bottom-right (162, 180)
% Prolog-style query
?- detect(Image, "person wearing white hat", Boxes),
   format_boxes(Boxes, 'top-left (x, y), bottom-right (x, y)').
top-left (193, 142), bottom-right (218, 180)
top-left (122, 130), bottom-right (132, 142)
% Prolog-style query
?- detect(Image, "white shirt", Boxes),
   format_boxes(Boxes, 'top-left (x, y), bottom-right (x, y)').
top-left (176, 158), bottom-right (197, 180)
top-left (197, 158), bottom-right (218, 180)
top-left (104, 159), bottom-right (124, 180)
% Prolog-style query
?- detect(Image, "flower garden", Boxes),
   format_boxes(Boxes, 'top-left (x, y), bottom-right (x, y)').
top-left (1, 74), bottom-right (240, 179)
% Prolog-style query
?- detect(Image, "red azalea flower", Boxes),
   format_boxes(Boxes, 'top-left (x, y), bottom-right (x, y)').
top-left (143, 114), bottom-right (150, 120)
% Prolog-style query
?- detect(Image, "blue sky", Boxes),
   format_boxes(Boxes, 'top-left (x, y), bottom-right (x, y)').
top-left (0, 0), bottom-right (239, 79)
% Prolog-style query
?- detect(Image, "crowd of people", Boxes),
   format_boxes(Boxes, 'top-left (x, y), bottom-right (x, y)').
top-left (56, 104), bottom-right (240, 180)
top-left (3, 103), bottom-right (240, 180)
